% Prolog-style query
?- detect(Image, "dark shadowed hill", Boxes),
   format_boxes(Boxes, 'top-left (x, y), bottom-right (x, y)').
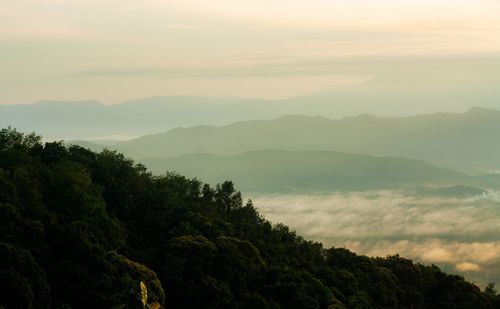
top-left (116, 107), bottom-right (500, 172)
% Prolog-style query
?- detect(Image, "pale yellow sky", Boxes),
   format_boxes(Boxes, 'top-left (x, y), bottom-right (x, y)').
top-left (1, 0), bottom-right (500, 103)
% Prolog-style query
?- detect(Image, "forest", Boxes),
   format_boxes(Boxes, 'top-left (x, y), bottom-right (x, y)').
top-left (1, 127), bottom-right (499, 309)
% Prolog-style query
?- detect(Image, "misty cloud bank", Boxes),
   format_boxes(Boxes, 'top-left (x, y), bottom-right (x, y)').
top-left (252, 191), bottom-right (500, 287)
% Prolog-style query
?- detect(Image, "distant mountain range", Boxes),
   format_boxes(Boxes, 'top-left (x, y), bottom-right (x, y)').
top-left (0, 97), bottom-right (266, 139)
top-left (141, 150), bottom-right (498, 193)
top-left (111, 107), bottom-right (500, 172)
top-left (3, 60), bottom-right (500, 142)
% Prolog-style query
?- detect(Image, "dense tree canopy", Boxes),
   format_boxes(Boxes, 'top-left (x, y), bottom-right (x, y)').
top-left (0, 128), bottom-right (498, 308)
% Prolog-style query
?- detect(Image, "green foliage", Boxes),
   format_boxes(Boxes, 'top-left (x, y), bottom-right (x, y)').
top-left (485, 283), bottom-right (497, 297)
top-left (0, 128), bottom-right (497, 309)
top-left (0, 243), bottom-right (50, 309)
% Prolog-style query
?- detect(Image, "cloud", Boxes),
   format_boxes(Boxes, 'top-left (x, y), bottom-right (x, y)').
top-left (343, 240), bottom-right (500, 265)
top-left (67, 60), bottom-right (370, 80)
top-left (252, 191), bottom-right (500, 286)
top-left (456, 262), bottom-right (481, 272)
top-left (122, 5), bottom-right (141, 12)
top-left (421, 247), bottom-right (454, 263)
top-left (254, 191), bottom-right (500, 240)
top-left (164, 24), bottom-right (199, 30)
top-left (150, 0), bottom-right (500, 31)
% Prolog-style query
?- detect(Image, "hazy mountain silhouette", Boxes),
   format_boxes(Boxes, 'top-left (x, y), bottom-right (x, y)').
top-left (140, 150), bottom-right (495, 193)
top-left (0, 97), bottom-right (268, 139)
top-left (115, 107), bottom-right (500, 172)
top-left (3, 62), bottom-right (500, 142)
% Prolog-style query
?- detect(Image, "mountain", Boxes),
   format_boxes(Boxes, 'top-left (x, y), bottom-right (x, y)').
top-left (1, 128), bottom-right (497, 308)
top-left (117, 107), bottom-right (500, 172)
top-left (4, 55), bottom-right (500, 141)
top-left (0, 97), bottom-right (270, 140)
top-left (140, 150), bottom-right (480, 193)
top-left (3, 96), bottom-right (500, 143)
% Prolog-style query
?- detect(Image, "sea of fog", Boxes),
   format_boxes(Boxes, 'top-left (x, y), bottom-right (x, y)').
top-left (251, 191), bottom-right (500, 288)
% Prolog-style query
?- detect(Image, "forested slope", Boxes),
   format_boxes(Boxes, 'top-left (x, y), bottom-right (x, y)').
top-left (1, 128), bottom-right (498, 309)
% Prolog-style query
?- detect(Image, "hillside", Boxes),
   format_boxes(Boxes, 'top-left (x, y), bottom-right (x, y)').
top-left (141, 150), bottom-right (472, 193)
top-left (1, 128), bottom-right (498, 308)
top-left (116, 107), bottom-right (500, 172)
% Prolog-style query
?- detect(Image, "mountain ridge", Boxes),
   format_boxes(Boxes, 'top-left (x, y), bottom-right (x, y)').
top-left (141, 149), bottom-right (482, 193)
top-left (2, 90), bottom-right (500, 140)
top-left (112, 107), bottom-right (500, 172)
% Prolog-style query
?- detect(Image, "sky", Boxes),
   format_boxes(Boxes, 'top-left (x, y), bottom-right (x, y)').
top-left (1, 0), bottom-right (500, 103)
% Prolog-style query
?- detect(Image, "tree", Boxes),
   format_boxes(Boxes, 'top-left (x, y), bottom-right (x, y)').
top-left (485, 282), bottom-right (497, 296)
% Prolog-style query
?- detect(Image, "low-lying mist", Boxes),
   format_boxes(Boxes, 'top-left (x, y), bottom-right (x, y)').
top-left (251, 191), bottom-right (500, 287)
